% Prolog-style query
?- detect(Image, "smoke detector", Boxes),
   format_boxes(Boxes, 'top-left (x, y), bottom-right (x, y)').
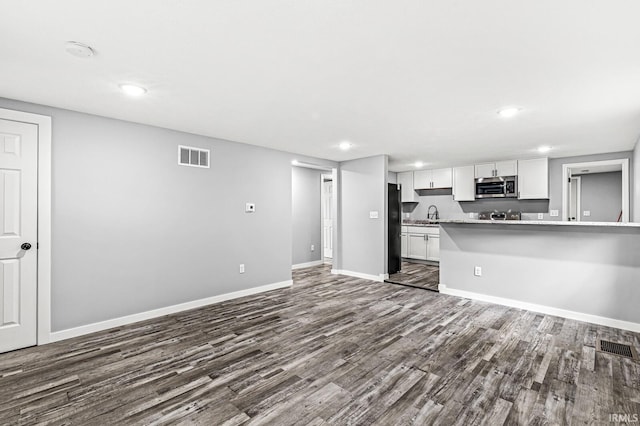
top-left (65, 41), bottom-right (95, 58)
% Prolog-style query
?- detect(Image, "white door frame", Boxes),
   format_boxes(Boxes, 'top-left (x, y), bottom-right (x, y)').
top-left (561, 159), bottom-right (629, 222)
top-left (569, 176), bottom-right (581, 222)
top-left (320, 174), bottom-right (333, 262)
top-left (0, 108), bottom-right (52, 345)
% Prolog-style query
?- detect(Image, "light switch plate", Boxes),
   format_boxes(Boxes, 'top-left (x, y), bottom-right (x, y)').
top-left (550, 210), bottom-right (559, 217)
top-left (245, 203), bottom-right (255, 213)
top-left (369, 211), bottom-right (379, 219)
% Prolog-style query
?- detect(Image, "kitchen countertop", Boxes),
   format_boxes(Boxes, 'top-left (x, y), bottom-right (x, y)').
top-left (438, 219), bottom-right (640, 228)
top-left (402, 222), bottom-right (440, 228)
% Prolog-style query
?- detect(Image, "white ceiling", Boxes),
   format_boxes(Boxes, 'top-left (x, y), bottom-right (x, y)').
top-left (2, 1), bottom-right (640, 171)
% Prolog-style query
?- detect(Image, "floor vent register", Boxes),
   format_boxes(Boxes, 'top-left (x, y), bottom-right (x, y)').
top-left (596, 339), bottom-right (638, 360)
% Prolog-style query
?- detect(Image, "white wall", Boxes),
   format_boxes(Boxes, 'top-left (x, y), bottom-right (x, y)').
top-left (291, 166), bottom-right (322, 266)
top-left (338, 155), bottom-right (388, 278)
top-left (0, 97), bottom-right (336, 332)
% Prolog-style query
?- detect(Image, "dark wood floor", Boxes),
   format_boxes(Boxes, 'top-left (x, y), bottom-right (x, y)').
top-left (387, 261), bottom-right (440, 292)
top-left (1, 264), bottom-right (639, 425)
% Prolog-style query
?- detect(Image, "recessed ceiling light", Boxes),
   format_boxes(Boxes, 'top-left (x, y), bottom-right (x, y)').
top-left (414, 161), bottom-right (424, 168)
top-left (65, 41), bottom-right (95, 58)
top-left (537, 145), bottom-right (552, 153)
top-left (339, 141), bottom-right (352, 151)
top-left (119, 84), bottom-right (147, 97)
top-left (497, 107), bottom-right (521, 118)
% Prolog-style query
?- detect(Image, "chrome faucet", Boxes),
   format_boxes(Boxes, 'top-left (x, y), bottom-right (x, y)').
top-left (427, 205), bottom-right (439, 221)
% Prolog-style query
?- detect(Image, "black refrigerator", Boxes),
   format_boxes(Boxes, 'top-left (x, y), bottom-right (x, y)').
top-left (388, 183), bottom-right (402, 274)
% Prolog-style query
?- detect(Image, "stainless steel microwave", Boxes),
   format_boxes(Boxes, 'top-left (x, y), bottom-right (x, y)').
top-left (475, 176), bottom-right (518, 199)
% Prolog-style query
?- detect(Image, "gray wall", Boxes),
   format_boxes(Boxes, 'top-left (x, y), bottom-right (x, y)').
top-left (292, 166), bottom-right (322, 265)
top-left (440, 223), bottom-right (640, 324)
top-left (0, 97), bottom-right (336, 331)
top-left (338, 155), bottom-right (388, 277)
top-left (634, 141), bottom-right (640, 222)
top-left (548, 151), bottom-right (633, 221)
top-left (578, 172), bottom-right (622, 222)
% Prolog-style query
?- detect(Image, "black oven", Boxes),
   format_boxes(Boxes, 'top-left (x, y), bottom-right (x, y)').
top-left (475, 176), bottom-right (517, 199)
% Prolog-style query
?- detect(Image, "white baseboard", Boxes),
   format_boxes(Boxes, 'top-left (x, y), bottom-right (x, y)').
top-left (438, 283), bottom-right (640, 333)
top-left (49, 280), bottom-right (293, 343)
top-left (331, 269), bottom-right (386, 282)
top-left (291, 260), bottom-right (323, 270)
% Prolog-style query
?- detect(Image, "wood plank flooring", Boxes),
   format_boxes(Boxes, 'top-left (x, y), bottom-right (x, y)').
top-left (1, 264), bottom-right (639, 425)
top-left (387, 261), bottom-right (440, 292)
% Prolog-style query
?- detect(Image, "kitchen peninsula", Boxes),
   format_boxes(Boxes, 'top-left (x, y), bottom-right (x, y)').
top-left (438, 220), bottom-right (640, 331)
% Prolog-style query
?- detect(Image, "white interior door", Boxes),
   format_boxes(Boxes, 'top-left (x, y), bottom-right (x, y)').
top-left (0, 119), bottom-right (38, 353)
top-left (322, 179), bottom-right (333, 259)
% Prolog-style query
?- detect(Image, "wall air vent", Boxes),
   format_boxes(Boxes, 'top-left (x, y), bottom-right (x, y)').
top-left (178, 145), bottom-right (210, 168)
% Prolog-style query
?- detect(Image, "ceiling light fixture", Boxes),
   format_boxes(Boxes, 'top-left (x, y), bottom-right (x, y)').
top-left (497, 107), bottom-right (521, 118)
top-left (119, 84), bottom-right (147, 97)
top-left (414, 161), bottom-right (424, 168)
top-left (537, 145), bottom-right (552, 153)
top-left (339, 141), bottom-right (352, 151)
top-left (65, 41), bottom-right (95, 58)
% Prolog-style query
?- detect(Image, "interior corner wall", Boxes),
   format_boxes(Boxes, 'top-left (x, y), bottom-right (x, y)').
top-left (291, 166), bottom-right (322, 265)
top-left (0, 97), bottom-right (338, 333)
top-left (338, 155), bottom-right (388, 278)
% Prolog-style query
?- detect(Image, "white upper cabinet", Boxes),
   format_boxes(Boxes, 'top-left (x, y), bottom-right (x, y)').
top-left (413, 170), bottom-right (431, 189)
top-left (397, 171), bottom-right (416, 202)
top-left (475, 160), bottom-right (517, 178)
top-left (518, 158), bottom-right (549, 199)
top-left (431, 168), bottom-right (452, 188)
top-left (414, 168), bottom-right (452, 189)
top-left (453, 165), bottom-right (475, 201)
top-left (474, 163), bottom-right (496, 178)
top-left (495, 160), bottom-right (518, 176)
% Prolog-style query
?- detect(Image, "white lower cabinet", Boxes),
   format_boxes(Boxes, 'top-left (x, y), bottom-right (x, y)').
top-left (401, 233), bottom-right (408, 257)
top-left (426, 235), bottom-right (440, 261)
top-left (407, 233), bottom-right (428, 260)
top-left (402, 226), bottom-right (440, 262)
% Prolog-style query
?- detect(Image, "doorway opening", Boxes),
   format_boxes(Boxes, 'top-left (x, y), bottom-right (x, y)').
top-left (562, 159), bottom-right (629, 222)
top-left (291, 161), bottom-right (337, 272)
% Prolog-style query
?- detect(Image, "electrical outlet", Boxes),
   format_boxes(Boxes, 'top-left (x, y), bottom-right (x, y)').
top-left (469, 213), bottom-right (475, 219)
top-left (245, 203), bottom-right (255, 213)
top-left (474, 266), bottom-right (482, 277)
top-left (310, 245), bottom-right (315, 252)
top-left (239, 264), bottom-right (245, 274)
top-left (583, 210), bottom-right (591, 217)
top-left (550, 210), bottom-right (559, 217)
top-left (537, 213), bottom-right (544, 220)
